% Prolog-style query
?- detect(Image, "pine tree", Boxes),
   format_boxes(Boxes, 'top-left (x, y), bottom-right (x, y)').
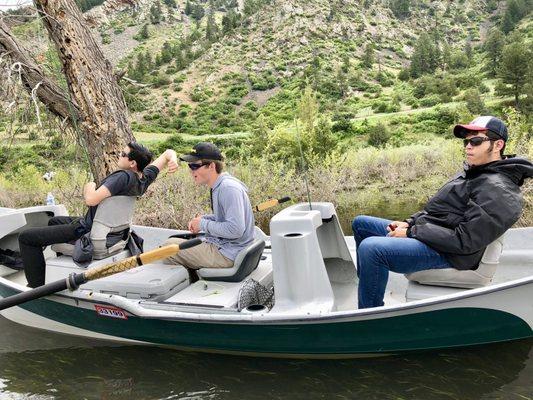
top-left (362, 43), bottom-right (375, 68)
top-left (163, 0), bottom-right (176, 8)
top-left (150, 1), bottom-right (162, 24)
top-left (501, 8), bottom-right (515, 34)
top-left (390, 0), bottom-right (410, 18)
top-left (185, 0), bottom-right (192, 15)
top-left (497, 39), bottom-right (531, 106)
top-left (484, 29), bottom-right (505, 75)
top-left (312, 117), bottom-right (336, 156)
top-left (410, 33), bottom-right (439, 77)
top-left (175, 50), bottom-right (185, 70)
top-left (138, 24), bottom-right (149, 40)
top-left (161, 42), bottom-right (172, 63)
top-left (192, 4), bottom-right (205, 21)
top-left (206, 11), bottom-right (218, 42)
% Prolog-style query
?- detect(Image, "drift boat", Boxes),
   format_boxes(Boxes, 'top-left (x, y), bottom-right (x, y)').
top-left (0, 201), bottom-right (531, 358)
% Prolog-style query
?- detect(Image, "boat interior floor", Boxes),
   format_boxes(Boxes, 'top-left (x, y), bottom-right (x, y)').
top-left (1, 221), bottom-right (532, 314)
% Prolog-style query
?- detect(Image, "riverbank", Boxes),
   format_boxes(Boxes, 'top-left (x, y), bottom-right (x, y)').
top-left (1, 138), bottom-right (531, 232)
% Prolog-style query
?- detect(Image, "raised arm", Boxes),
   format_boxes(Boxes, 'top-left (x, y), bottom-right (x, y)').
top-left (150, 149), bottom-right (178, 173)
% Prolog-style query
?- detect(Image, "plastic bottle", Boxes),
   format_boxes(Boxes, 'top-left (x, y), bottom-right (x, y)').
top-left (46, 192), bottom-right (55, 205)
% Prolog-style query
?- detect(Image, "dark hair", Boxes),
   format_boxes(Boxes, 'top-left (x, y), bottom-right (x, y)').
top-left (127, 142), bottom-right (153, 171)
top-left (202, 159), bottom-right (224, 174)
top-left (485, 131), bottom-right (505, 158)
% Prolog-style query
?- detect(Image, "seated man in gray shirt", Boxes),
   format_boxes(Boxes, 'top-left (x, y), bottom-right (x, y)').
top-left (164, 142), bottom-right (255, 282)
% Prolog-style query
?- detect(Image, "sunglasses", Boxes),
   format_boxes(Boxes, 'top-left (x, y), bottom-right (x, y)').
top-left (188, 162), bottom-right (209, 170)
top-left (120, 151), bottom-right (130, 158)
top-left (463, 137), bottom-right (494, 147)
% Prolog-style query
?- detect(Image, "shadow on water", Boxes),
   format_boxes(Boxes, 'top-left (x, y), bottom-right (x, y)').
top-left (0, 318), bottom-right (531, 400)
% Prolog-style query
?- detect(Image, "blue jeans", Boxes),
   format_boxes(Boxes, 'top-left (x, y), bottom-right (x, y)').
top-left (352, 215), bottom-right (452, 309)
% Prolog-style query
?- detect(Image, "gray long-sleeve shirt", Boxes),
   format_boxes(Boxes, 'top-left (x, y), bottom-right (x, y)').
top-left (199, 173), bottom-right (255, 261)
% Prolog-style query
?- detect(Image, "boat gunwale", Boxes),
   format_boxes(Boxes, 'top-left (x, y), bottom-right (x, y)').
top-left (0, 272), bottom-right (531, 325)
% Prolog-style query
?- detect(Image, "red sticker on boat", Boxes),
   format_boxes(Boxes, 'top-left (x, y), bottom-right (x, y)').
top-left (94, 305), bottom-right (128, 320)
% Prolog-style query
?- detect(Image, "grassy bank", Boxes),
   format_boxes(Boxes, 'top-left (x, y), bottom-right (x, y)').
top-left (1, 139), bottom-right (531, 233)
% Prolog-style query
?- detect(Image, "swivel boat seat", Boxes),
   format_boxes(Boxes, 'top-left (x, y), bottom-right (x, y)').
top-left (405, 235), bottom-right (506, 300)
top-left (51, 196), bottom-right (136, 259)
top-left (197, 239), bottom-right (266, 282)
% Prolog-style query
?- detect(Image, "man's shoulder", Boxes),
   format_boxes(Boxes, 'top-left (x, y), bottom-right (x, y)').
top-left (218, 176), bottom-right (246, 191)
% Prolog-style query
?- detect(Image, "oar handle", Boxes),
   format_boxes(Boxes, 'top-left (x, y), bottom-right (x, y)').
top-left (254, 196), bottom-right (291, 212)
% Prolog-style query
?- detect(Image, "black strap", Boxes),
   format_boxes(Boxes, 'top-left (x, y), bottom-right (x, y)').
top-left (210, 188), bottom-right (213, 212)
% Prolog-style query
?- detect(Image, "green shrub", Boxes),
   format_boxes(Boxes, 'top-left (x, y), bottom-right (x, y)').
top-left (367, 123), bottom-right (391, 147)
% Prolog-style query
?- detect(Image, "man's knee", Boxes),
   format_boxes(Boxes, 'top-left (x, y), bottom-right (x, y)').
top-left (18, 229), bottom-right (37, 246)
top-left (352, 215), bottom-right (371, 234)
top-left (352, 215), bottom-right (376, 232)
top-left (358, 237), bottom-right (387, 261)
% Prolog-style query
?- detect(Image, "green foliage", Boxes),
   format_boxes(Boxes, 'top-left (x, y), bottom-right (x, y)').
top-left (497, 37), bottom-right (532, 106)
top-left (163, 0), bottom-right (176, 8)
top-left (413, 74), bottom-right (458, 102)
top-left (501, 0), bottom-right (529, 33)
top-left (484, 29), bottom-right (505, 75)
top-left (133, 24), bottom-right (150, 41)
top-left (150, 1), bottom-right (163, 24)
top-left (75, 0), bottom-right (105, 12)
top-left (410, 33), bottom-right (440, 78)
top-left (463, 89), bottom-right (487, 115)
top-left (362, 43), bottom-right (375, 68)
top-left (390, 0), bottom-right (411, 18)
top-left (249, 71), bottom-right (277, 90)
top-left (367, 123), bottom-right (391, 147)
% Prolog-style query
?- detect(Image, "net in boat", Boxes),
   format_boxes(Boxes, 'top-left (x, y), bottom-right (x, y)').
top-left (237, 279), bottom-right (274, 311)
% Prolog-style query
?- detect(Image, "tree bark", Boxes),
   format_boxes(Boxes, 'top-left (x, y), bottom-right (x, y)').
top-left (33, 0), bottom-right (135, 182)
top-left (0, 18), bottom-right (79, 123)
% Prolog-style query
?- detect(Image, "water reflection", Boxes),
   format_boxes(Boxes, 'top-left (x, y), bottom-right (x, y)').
top-left (0, 317), bottom-right (531, 400)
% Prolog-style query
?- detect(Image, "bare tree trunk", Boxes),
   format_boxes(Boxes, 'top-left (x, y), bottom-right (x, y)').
top-left (32, 0), bottom-right (134, 182)
top-left (0, 19), bottom-right (79, 122)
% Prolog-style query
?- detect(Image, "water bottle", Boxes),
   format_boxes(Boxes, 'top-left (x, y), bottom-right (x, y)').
top-left (46, 192), bottom-right (55, 206)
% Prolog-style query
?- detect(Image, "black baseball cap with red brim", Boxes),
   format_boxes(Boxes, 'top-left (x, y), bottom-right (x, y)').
top-left (453, 116), bottom-right (508, 141)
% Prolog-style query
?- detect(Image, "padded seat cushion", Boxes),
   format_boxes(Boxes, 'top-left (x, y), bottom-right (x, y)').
top-left (198, 239), bottom-right (265, 282)
top-left (406, 235), bottom-right (504, 289)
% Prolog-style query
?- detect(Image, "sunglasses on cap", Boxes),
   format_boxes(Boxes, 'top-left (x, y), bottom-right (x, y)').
top-left (463, 137), bottom-right (495, 147)
top-left (187, 162), bottom-right (210, 170)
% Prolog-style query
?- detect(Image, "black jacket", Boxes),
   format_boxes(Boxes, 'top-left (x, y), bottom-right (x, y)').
top-left (407, 157), bottom-right (533, 270)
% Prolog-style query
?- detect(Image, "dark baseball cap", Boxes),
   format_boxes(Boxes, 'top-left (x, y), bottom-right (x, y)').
top-left (453, 116), bottom-right (508, 141)
top-left (180, 142), bottom-right (223, 162)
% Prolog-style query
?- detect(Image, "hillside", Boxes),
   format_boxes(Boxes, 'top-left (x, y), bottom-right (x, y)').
top-left (1, 0), bottom-right (531, 153)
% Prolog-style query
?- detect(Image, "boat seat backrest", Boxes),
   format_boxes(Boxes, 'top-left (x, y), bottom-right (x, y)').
top-left (405, 235), bottom-right (505, 289)
top-left (197, 239), bottom-right (266, 282)
top-left (51, 196), bottom-right (136, 260)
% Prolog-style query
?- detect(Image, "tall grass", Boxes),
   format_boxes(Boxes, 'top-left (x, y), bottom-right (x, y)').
top-left (4, 139), bottom-right (530, 233)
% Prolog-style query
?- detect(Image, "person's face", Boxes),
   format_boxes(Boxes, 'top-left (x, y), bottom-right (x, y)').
top-left (463, 131), bottom-right (502, 166)
top-left (117, 146), bottom-right (137, 170)
top-left (188, 161), bottom-right (214, 186)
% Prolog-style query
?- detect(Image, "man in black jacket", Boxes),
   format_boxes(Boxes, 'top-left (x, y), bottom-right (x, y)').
top-left (352, 116), bottom-right (533, 308)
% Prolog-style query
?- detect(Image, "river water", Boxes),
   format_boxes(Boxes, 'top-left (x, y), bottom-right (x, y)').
top-left (1, 204), bottom-right (532, 399)
top-left (0, 316), bottom-right (531, 399)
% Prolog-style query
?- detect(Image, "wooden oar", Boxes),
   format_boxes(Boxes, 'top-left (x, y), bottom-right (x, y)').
top-left (0, 238), bottom-right (202, 311)
top-left (253, 196), bottom-right (291, 212)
